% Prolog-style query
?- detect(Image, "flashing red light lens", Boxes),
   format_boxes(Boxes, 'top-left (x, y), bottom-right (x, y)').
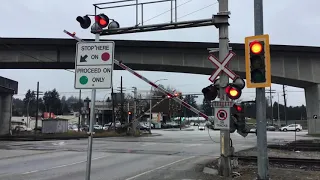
top-left (99, 18), bottom-right (108, 26)
top-left (236, 105), bottom-right (242, 112)
top-left (250, 41), bottom-right (263, 54)
top-left (229, 88), bottom-right (239, 97)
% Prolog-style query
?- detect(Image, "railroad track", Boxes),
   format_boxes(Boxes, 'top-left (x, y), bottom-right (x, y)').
top-left (234, 156), bottom-right (320, 165)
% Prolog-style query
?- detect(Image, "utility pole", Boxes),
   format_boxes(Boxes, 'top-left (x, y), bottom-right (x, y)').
top-left (269, 88), bottom-right (273, 124)
top-left (218, 0), bottom-right (231, 177)
top-left (35, 82), bottom-right (39, 134)
top-left (254, 0), bottom-right (269, 179)
top-left (277, 92), bottom-right (281, 127)
top-left (282, 85), bottom-right (287, 125)
top-left (120, 76), bottom-right (124, 123)
top-left (78, 89), bottom-right (81, 132)
top-left (111, 87), bottom-right (116, 129)
top-left (266, 88), bottom-right (275, 125)
top-left (132, 87), bottom-right (138, 135)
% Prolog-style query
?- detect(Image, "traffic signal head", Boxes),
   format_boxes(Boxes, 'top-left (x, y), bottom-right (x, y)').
top-left (245, 34), bottom-right (271, 88)
top-left (76, 15), bottom-right (91, 29)
top-left (95, 14), bottom-right (109, 28)
top-left (202, 85), bottom-right (218, 101)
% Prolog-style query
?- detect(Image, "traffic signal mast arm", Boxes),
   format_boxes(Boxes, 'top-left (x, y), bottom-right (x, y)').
top-left (63, 29), bottom-right (210, 120)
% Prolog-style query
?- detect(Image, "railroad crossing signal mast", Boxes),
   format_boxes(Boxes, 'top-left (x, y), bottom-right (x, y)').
top-left (71, 0), bottom-right (240, 179)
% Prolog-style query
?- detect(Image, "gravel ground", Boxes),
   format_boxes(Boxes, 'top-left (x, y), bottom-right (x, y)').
top-left (197, 146), bottom-right (320, 180)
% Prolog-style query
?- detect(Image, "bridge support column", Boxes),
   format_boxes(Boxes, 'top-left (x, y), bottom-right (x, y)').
top-left (305, 84), bottom-right (320, 134)
top-left (0, 94), bottom-right (12, 135)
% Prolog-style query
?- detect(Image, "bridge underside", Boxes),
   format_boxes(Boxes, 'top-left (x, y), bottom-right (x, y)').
top-left (0, 62), bottom-right (313, 88)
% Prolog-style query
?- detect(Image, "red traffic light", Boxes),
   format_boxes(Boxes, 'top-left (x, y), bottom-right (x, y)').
top-left (95, 14), bottom-right (109, 28)
top-left (225, 85), bottom-right (241, 100)
top-left (250, 41), bottom-right (263, 54)
top-left (233, 104), bottom-right (243, 112)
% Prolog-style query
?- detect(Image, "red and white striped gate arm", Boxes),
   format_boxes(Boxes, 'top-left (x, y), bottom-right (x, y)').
top-left (63, 30), bottom-right (209, 120)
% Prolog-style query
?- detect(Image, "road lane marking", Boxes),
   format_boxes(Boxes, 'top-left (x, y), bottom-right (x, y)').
top-left (21, 154), bottom-right (110, 175)
top-left (124, 156), bottom-right (196, 180)
top-left (140, 143), bottom-right (156, 146)
top-left (184, 144), bottom-right (202, 147)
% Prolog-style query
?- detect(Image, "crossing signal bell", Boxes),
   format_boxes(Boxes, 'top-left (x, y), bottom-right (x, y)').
top-left (245, 34), bottom-right (271, 88)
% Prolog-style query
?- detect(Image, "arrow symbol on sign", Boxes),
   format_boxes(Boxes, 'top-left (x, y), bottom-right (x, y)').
top-left (80, 55), bottom-right (88, 62)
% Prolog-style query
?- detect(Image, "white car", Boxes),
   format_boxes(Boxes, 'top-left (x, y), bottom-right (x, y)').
top-left (93, 125), bottom-right (103, 130)
top-left (280, 124), bottom-right (302, 132)
top-left (198, 125), bottom-right (205, 131)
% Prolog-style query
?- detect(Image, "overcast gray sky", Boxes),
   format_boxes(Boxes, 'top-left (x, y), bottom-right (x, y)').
top-left (1, 0), bottom-right (317, 106)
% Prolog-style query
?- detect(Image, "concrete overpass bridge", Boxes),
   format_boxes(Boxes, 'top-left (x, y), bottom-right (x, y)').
top-left (1, 38), bottom-right (320, 134)
top-left (0, 76), bottom-right (18, 135)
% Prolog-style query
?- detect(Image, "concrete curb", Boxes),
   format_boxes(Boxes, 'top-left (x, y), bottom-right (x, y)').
top-left (163, 128), bottom-right (195, 131)
top-left (0, 133), bottom-right (162, 141)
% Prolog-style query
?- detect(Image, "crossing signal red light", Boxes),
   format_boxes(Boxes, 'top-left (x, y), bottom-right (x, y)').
top-left (225, 85), bottom-right (241, 100)
top-left (76, 15), bottom-right (91, 29)
top-left (233, 104), bottom-right (243, 113)
top-left (95, 14), bottom-right (109, 28)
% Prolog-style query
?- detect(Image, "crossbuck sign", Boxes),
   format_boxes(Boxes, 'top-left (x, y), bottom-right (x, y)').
top-left (208, 51), bottom-right (237, 83)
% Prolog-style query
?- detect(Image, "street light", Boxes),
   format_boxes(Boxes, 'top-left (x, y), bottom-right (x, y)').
top-left (150, 79), bottom-right (168, 127)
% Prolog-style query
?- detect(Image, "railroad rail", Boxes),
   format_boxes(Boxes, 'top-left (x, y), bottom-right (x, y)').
top-left (233, 155), bottom-right (320, 170)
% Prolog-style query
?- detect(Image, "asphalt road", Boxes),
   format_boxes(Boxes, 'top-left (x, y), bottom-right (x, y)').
top-left (0, 127), bottom-right (313, 180)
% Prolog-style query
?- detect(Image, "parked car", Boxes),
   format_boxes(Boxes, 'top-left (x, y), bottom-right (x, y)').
top-left (266, 125), bottom-right (276, 131)
top-left (93, 125), bottom-right (103, 130)
top-left (280, 124), bottom-right (302, 132)
top-left (198, 124), bottom-right (205, 131)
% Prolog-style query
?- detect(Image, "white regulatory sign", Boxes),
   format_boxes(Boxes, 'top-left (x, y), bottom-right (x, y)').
top-left (74, 41), bottom-right (115, 89)
top-left (74, 65), bottom-right (112, 89)
top-left (76, 41), bottom-right (115, 66)
top-left (214, 107), bottom-right (230, 130)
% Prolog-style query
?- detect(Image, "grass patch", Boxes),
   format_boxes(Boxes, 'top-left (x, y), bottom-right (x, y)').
top-left (306, 134), bottom-right (320, 137)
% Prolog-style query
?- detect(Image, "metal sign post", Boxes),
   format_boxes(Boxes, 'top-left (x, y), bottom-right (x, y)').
top-left (217, 0), bottom-right (231, 177)
top-left (73, 33), bottom-right (115, 180)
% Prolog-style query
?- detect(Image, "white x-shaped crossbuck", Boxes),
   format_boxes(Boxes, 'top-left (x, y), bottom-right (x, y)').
top-left (208, 51), bottom-right (237, 82)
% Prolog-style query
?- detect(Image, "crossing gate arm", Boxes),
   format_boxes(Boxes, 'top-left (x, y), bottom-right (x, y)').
top-left (63, 29), bottom-right (210, 120)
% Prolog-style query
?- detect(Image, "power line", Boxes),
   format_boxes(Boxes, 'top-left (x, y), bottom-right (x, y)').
top-left (177, 2), bottom-right (219, 20)
top-left (141, 0), bottom-right (193, 25)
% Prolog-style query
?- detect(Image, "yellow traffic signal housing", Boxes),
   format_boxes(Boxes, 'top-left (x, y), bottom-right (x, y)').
top-left (245, 34), bottom-right (271, 88)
